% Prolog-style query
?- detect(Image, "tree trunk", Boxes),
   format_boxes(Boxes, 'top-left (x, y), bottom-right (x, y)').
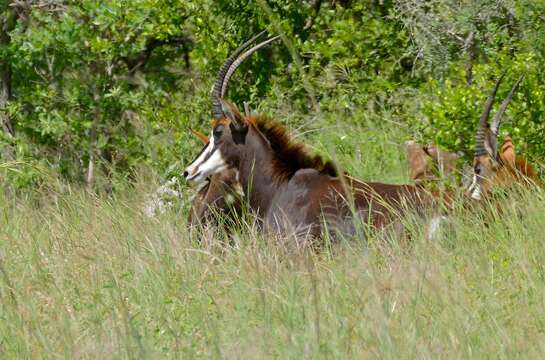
top-left (464, 31), bottom-right (477, 86)
top-left (0, 57), bottom-right (13, 136)
top-left (0, 7), bottom-right (17, 160)
top-left (87, 90), bottom-right (101, 189)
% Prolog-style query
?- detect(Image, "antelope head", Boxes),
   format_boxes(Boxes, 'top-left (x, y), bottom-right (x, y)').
top-left (405, 140), bottom-right (461, 184)
top-left (183, 32), bottom-right (280, 185)
top-left (466, 72), bottom-right (525, 200)
top-left (187, 128), bottom-right (243, 225)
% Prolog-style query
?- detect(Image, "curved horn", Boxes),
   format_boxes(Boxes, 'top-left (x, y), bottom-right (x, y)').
top-left (475, 70), bottom-right (506, 157)
top-left (489, 75), bottom-right (524, 154)
top-left (220, 35), bottom-right (281, 100)
top-left (211, 31), bottom-right (267, 119)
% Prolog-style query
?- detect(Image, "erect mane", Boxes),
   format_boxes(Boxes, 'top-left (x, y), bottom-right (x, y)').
top-left (250, 116), bottom-right (338, 181)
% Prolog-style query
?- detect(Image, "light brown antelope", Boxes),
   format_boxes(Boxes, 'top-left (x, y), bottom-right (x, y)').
top-left (183, 33), bottom-right (433, 240)
top-left (187, 129), bottom-right (243, 226)
top-left (404, 125), bottom-right (538, 240)
top-left (466, 72), bottom-right (539, 200)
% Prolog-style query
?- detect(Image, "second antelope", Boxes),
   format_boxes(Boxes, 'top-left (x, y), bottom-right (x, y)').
top-left (184, 33), bottom-right (432, 240)
top-left (405, 73), bottom-right (539, 203)
top-left (467, 72), bottom-right (539, 200)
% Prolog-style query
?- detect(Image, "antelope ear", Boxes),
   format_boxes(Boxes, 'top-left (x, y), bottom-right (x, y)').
top-left (428, 146), bottom-right (460, 176)
top-left (220, 99), bottom-right (248, 144)
top-left (499, 136), bottom-right (516, 168)
top-left (220, 100), bottom-right (246, 127)
top-left (405, 141), bottom-right (429, 181)
top-left (190, 129), bottom-right (209, 144)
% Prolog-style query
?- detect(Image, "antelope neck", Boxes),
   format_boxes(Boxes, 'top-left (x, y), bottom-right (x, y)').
top-left (236, 126), bottom-right (287, 217)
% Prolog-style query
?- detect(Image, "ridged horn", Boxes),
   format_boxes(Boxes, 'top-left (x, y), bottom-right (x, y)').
top-left (220, 35), bottom-right (281, 99)
top-left (475, 70), bottom-right (506, 157)
top-left (489, 75), bottom-right (524, 155)
top-left (211, 31), bottom-right (267, 120)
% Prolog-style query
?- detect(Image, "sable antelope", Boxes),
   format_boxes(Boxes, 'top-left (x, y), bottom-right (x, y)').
top-left (183, 33), bottom-right (432, 240)
top-left (466, 72), bottom-right (539, 200)
top-left (142, 129), bottom-right (241, 221)
top-left (187, 129), bottom-right (243, 226)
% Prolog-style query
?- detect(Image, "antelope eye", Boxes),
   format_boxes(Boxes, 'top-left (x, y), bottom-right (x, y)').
top-left (213, 125), bottom-right (224, 139)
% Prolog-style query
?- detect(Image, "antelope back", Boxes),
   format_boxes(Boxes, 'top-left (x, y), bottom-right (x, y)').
top-left (405, 141), bottom-right (460, 184)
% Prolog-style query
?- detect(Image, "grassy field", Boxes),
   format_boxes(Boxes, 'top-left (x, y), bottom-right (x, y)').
top-left (1, 1), bottom-right (544, 357)
top-left (1, 120), bottom-right (545, 358)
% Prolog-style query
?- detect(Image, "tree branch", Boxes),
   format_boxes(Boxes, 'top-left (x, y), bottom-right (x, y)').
top-left (463, 31), bottom-right (477, 85)
top-left (120, 35), bottom-right (193, 76)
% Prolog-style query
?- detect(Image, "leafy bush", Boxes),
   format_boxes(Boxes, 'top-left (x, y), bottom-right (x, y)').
top-left (0, 0), bottom-right (543, 189)
top-left (414, 52), bottom-right (545, 161)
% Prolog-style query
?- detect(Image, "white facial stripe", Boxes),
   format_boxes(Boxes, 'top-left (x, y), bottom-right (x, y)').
top-left (184, 133), bottom-right (215, 183)
top-left (467, 174), bottom-right (477, 192)
top-left (471, 184), bottom-right (481, 200)
top-left (185, 132), bottom-right (228, 184)
top-left (467, 175), bottom-right (482, 200)
top-left (197, 149), bottom-right (228, 178)
top-left (187, 134), bottom-right (215, 168)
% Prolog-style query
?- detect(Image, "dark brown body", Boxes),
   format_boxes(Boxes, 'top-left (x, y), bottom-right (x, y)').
top-left (264, 171), bottom-right (428, 239)
top-left (214, 116), bottom-right (432, 240)
top-left (183, 33), bottom-right (433, 240)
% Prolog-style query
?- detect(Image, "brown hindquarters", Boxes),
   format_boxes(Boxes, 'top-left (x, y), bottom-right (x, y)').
top-left (349, 178), bottom-right (432, 229)
top-left (314, 174), bottom-right (433, 233)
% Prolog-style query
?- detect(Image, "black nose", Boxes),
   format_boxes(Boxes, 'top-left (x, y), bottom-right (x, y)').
top-left (183, 171), bottom-right (189, 178)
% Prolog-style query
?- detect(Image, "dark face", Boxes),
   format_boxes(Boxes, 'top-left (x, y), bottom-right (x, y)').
top-left (183, 119), bottom-right (248, 186)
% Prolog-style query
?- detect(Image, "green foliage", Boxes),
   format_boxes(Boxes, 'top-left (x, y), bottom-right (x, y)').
top-left (415, 52), bottom-right (545, 159)
top-left (401, 0), bottom-right (545, 162)
top-left (4, 0), bottom-right (200, 184)
top-left (0, 0), bottom-right (543, 188)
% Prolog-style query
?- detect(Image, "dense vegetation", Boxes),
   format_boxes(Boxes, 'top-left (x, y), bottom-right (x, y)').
top-left (1, 1), bottom-right (545, 357)
top-left (0, 0), bottom-right (543, 188)
top-left (2, 161), bottom-right (545, 357)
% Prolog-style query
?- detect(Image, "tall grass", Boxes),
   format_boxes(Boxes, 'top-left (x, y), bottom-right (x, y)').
top-left (1, 125), bottom-right (545, 358)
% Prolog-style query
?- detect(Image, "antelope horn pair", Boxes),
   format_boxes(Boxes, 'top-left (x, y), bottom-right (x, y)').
top-left (475, 71), bottom-right (525, 158)
top-left (211, 31), bottom-right (281, 127)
